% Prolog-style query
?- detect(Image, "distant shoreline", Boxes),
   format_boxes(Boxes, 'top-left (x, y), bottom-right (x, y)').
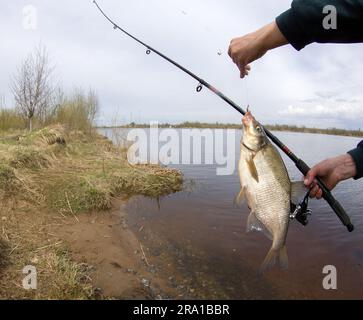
top-left (97, 122), bottom-right (363, 138)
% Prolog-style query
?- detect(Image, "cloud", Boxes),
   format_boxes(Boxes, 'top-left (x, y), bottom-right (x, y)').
top-left (314, 91), bottom-right (338, 99)
top-left (0, 0), bottom-right (363, 129)
top-left (279, 103), bottom-right (363, 121)
top-left (300, 98), bottom-right (319, 103)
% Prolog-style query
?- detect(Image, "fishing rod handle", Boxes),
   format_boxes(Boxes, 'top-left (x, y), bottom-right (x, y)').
top-left (323, 191), bottom-right (354, 232)
top-left (295, 159), bottom-right (354, 232)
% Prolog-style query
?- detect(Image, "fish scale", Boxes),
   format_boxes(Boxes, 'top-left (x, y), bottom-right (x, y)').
top-left (248, 146), bottom-right (290, 243)
top-left (238, 111), bottom-right (299, 272)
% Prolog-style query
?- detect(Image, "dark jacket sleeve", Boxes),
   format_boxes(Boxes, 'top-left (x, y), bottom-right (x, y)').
top-left (276, 0), bottom-right (363, 50)
top-left (348, 141), bottom-right (363, 180)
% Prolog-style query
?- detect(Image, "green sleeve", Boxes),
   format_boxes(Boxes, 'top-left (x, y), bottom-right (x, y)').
top-left (348, 141), bottom-right (363, 180)
top-left (276, 0), bottom-right (363, 50)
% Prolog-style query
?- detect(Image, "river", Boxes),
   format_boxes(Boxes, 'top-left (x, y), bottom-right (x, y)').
top-left (101, 127), bottom-right (363, 299)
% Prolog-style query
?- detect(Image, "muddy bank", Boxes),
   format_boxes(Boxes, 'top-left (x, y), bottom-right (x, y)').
top-left (57, 196), bottom-right (272, 300)
top-left (56, 199), bottom-right (180, 299)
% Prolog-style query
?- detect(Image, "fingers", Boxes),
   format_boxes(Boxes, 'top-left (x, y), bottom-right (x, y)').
top-left (239, 64), bottom-right (251, 79)
top-left (229, 38), bottom-right (250, 77)
top-left (308, 182), bottom-right (323, 199)
top-left (240, 68), bottom-right (249, 78)
top-left (305, 166), bottom-right (321, 199)
top-left (235, 57), bottom-right (251, 78)
top-left (304, 160), bottom-right (332, 199)
top-left (229, 29), bottom-right (268, 78)
top-left (228, 41), bottom-right (232, 58)
top-left (304, 167), bottom-right (318, 187)
top-left (309, 183), bottom-right (319, 198)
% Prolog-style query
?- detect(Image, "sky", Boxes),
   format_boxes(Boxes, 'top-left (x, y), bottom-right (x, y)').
top-left (1, 0), bottom-right (363, 129)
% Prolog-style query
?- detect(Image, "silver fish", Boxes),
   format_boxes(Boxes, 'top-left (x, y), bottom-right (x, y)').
top-left (236, 111), bottom-right (305, 272)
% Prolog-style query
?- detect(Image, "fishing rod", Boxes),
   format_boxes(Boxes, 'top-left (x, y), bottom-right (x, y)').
top-left (93, 0), bottom-right (354, 232)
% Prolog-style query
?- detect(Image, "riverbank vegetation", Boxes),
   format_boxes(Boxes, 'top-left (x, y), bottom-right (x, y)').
top-left (0, 45), bottom-right (183, 299)
top-left (0, 124), bottom-right (182, 299)
top-left (106, 122), bottom-right (363, 138)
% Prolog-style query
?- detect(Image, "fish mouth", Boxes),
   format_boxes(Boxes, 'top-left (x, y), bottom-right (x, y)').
top-left (242, 111), bottom-right (254, 127)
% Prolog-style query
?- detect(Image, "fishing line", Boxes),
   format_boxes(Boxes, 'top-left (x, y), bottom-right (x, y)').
top-left (149, 0), bottom-right (225, 56)
top-left (243, 77), bottom-right (251, 107)
top-left (93, 0), bottom-right (354, 232)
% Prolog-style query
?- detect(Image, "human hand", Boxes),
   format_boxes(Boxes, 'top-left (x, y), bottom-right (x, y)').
top-left (228, 21), bottom-right (288, 78)
top-left (304, 154), bottom-right (357, 199)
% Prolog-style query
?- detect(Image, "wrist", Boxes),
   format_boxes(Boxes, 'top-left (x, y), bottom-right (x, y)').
top-left (336, 154), bottom-right (357, 181)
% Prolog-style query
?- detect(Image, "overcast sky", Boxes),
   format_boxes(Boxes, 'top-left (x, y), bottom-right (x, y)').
top-left (1, 0), bottom-right (363, 129)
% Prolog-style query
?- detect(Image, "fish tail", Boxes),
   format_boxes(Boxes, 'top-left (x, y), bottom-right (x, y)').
top-left (278, 245), bottom-right (289, 270)
top-left (259, 245), bottom-right (289, 274)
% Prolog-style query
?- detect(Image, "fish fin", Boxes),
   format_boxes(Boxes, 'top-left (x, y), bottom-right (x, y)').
top-left (279, 245), bottom-right (289, 270)
top-left (246, 212), bottom-right (272, 240)
top-left (291, 180), bottom-right (307, 205)
top-left (260, 248), bottom-right (279, 274)
top-left (246, 158), bottom-right (259, 182)
top-left (259, 246), bottom-right (289, 274)
top-left (234, 188), bottom-right (245, 207)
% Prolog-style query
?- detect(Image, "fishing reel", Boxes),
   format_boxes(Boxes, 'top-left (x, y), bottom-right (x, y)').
top-left (290, 191), bottom-right (312, 226)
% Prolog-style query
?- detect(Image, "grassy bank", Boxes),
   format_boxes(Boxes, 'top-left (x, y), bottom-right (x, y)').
top-left (103, 122), bottom-right (363, 138)
top-left (0, 126), bottom-right (182, 299)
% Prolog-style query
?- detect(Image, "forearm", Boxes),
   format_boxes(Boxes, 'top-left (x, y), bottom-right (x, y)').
top-left (348, 141), bottom-right (363, 180)
top-left (276, 0), bottom-right (363, 51)
top-left (254, 22), bottom-right (289, 51)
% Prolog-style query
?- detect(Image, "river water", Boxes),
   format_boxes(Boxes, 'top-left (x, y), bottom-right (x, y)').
top-left (101, 128), bottom-right (363, 299)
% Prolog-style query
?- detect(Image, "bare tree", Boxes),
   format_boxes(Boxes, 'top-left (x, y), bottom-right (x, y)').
top-left (45, 85), bottom-right (65, 124)
top-left (11, 45), bottom-right (54, 131)
top-left (86, 88), bottom-right (99, 126)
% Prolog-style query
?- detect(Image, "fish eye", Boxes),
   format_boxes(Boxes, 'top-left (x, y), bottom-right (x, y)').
top-left (256, 126), bottom-right (262, 132)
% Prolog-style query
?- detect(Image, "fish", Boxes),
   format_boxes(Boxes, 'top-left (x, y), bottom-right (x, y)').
top-left (236, 111), bottom-right (306, 273)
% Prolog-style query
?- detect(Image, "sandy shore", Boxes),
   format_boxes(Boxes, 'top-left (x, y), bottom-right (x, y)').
top-left (55, 198), bottom-right (182, 299)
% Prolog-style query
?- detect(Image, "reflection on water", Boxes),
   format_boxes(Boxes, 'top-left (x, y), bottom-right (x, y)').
top-left (102, 128), bottom-right (363, 299)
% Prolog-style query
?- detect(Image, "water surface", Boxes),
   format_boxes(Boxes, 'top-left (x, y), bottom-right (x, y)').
top-left (102, 128), bottom-right (363, 299)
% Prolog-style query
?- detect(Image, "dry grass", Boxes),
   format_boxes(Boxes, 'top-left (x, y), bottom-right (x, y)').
top-left (0, 165), bottom-right (18, 195)
top-left (38, 132), bottom-right (182, 216)
top-left (0, 238), bottom-right (10, 269)
top-left (0, 125), bottom-right (183, 299)
top-left (111, 164), bottom-right (183, 198)
top-left (0, 183), bottom-right (93, 300)
top-left (0, 108), bottom-right (25, 132)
